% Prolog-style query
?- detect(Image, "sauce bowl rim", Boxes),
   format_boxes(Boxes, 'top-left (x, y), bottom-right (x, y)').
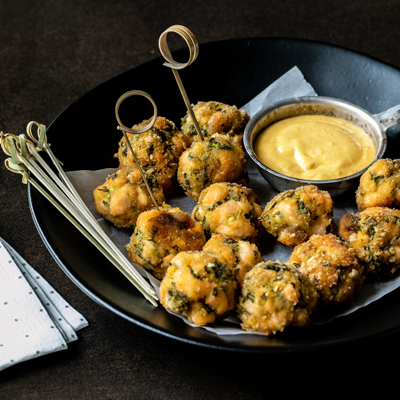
top-left (243, 95), bottom-right (387, 185)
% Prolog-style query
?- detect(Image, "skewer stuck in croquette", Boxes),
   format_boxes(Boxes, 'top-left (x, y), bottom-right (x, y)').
top-left (93, 166), bottom-right (165, 229)
top-left (115, 116), bottom-right (191, 195)
top-left (181, 101), bottom-right (250, 145)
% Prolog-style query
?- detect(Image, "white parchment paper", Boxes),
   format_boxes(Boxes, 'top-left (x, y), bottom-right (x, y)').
top-left (66, 66), bottom-right (400, 334)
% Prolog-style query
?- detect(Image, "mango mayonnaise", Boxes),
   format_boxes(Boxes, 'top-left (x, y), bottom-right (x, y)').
top-left (254, 115), bottom-right (376, 180)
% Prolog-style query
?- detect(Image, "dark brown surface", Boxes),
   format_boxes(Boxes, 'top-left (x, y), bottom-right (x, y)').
top-left (0, 0), bottom-right (399, 398)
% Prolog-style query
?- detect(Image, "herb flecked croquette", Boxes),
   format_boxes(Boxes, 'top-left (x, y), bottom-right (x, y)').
top-left (160, 251), bottom-right (238, 326)
top-left (93, 166), bottom-right (165, 229)
top-left (203, 233), bottom-right (263, 285)
top-left (338, 206), bottom-right (400, 278)
top-left (177, 134), bottom-right (246, 201)
top-left (260, 185), bottom-right (334, 247)
top-left (115, 116), bottom-right (191, 195)
top-left (192, 182), bottom-right (263, 244)
top-left (126, 205), bottom-right (206, 280)
top-left (356, 158), bottom-right (400, 211)
top-left (289, 234), bottom-right (364, 307)
top-left (181, 101), bottom-right (250, 145)
top-left (237, 261), bottom-right (318, 335)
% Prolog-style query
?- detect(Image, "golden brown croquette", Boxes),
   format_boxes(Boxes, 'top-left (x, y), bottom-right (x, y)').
top-left (237, 261), bottom-right (318, 335)
top-left (127, 206), bottom-right (206, 279)
top-left (93, 166), bottom-right (165, 229)
top-left (289, 234), bottom-right (364, 307)
top-left (356, 158), bottom-right (400, 211)
top-left (159, 251), bottom-right (238, 326)
top-left (260, 185), bottom-right (334, 247)
top-left (338, 206), bottom-right (400, 278)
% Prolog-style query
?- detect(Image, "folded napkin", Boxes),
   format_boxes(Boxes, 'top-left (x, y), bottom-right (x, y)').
top-left (0, 237), bottom-right (88, 372)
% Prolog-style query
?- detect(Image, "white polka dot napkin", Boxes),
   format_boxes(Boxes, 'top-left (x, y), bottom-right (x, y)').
top-left (0, 237), bottom-right (88, 372)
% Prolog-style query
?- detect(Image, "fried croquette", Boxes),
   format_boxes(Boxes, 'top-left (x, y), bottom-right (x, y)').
top-left (93, 166), bottom-right (165, 229)
top-left (289, 234), bottom-right (364, 307)
top-left (338, 206), bottom-right (400, 277)
top-left (260, 185), bottom-right (334, 247)
top-left (126, 205), bottom-right (206, 279)
top-left (356, 158), bottom-right (400, 211)
top-left (115, 116), bottom-right (191, 195)
top-left (177, 135), bottom-right (246, 201)
top-left (192, 182), bottom-right (264, 244)
top-left (237, 261), bottom-right (318, 335)
top-left (159, 251), bottom-right (238, 326)
top-left (203, 233), bottom-right (263, 285)
top-left (181, 101), bottom-right (250, 145)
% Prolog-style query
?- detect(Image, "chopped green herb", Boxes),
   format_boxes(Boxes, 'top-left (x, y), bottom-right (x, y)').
top-left (226, 190), bottom-right (241, 202)
top-left (242, 291), bottom-right (255, 303)
top-left (209, 137), bottom-right (232, 150)
top-left (296, 198), bottom-right (309, 214)
top-left (168, 289), bottom-right (189, 311)
top-left (146, 144), bottom-right (154, 155)
top-left (370, 172), bottom-right (384, 185)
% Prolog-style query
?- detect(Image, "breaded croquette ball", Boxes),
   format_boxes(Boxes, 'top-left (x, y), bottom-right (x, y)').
top-left (177, 135), bottom-right (246, 201)
top-left (356, 158), bottom-right (400, 211)
top-left (203, 233), bottom-right (263, 285)
top-left (181, 101), bottom-right (250, 145)
top-left (115, 116), bottom-right (191, 195)
top-left (159, 251), bottom-right (238, 326)
top-left (93, 166), bottom-right (165, 229)
top-left (237, 261), bottom-right (318, 335)
top-left (338, 206), bottom-right (400, 278)
top-left (192, 182), bottom-right (264, 244)
top-left (126, 205), bottom-right (206, 279)
top-left (260, 185), bottom-right (334, 247)
top-left (289, 234), bottom-right (364, 307)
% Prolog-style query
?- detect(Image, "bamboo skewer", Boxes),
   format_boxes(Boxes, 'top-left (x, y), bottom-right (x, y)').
top-left (159, 25), bottom-right (204, 141)
top-left (115, 90), bottom-right (160, 210)
top-left (0, 127), bottom-right (159, 306)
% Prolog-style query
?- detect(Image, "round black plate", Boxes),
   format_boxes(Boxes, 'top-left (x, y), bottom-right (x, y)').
top-left (29, 38), bottom-right (400, 352)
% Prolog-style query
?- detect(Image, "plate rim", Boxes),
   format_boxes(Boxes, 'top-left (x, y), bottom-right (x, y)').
top-left (28, 36), bottom-right (400, 352)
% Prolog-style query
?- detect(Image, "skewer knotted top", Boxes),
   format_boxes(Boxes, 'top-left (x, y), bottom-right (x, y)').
top-left (115, 90), bottom-right (160, 210)
top-left (158, 25), bottom-right (199, 70)
top-left (115, 90), bottom-right (158, 134)
top-left (158, 25), bottom-right (204, 141)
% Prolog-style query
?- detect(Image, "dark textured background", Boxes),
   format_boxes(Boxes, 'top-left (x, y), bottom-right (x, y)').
top-left (1, 0), bottom-right (399, 398)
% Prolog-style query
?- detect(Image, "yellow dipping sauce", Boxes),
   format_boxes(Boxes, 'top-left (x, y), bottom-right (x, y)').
top-left (254, 115), bottom-right (376, 180)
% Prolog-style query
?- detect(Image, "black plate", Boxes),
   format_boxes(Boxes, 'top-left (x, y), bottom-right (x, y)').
top-left (29, 38), bottom-right (400, 352)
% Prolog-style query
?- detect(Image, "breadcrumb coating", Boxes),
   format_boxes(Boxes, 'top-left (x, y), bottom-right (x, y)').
top-left (126, 205), bottom-right (206, 279)
top-left (338, 206), bottom-right (400, 278)
top-left (203, 233), bottom-right (263, 285)
top-left (356, 158), bottom-right (400, 211)
top-left (177, 134), bottom-right (246, 201)
top-left (260, 185), bottom-right (334, 247)
top-left (289, 234), bottom-right (364, 307)
top-left (159, 251), bottom-right (238, 326)
top-left (237, 261), bottom-right (318, 335)
top-left (192, 182), bottom-right (264, 244)
top-left (93, 166), bottom-right (165, 229)
top-left (181, 101), bottom-right (250, 145)
top-left (115, 116), bottom-right (191, 195)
